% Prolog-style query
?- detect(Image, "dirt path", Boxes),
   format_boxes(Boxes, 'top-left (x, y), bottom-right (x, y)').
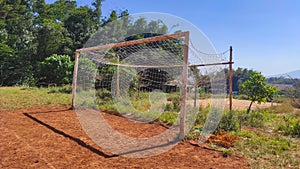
top-left (197, 98), bottom-right (278, 110)
top-left (0, 105), bottom-right (249, 168)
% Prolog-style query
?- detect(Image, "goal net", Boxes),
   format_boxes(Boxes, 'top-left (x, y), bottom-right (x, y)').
top-left (72, 31), bottom-right (231, 140)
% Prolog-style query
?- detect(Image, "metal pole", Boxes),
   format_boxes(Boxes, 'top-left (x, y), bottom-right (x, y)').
top-left (116, 54), bottom-right (120, 96)
top-left (71, 51), bottom-right (80, 109)
top-left (179, 31), bottom-right (189, 140)
top-left (229, 46), bottom-right (233, 112)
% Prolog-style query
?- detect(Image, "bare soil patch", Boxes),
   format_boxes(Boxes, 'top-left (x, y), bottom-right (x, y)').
top-left (198, 99), bottom-right (278, 110)
top-left (0, 105), bottom-right (249, 168)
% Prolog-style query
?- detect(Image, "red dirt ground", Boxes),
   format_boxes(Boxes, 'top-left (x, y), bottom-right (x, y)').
top-left (0, 105), bottom-right (249, 168)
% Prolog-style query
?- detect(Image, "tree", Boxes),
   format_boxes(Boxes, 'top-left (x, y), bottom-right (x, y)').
top-left (92, 0), bottom-right (103, 28)
top-left (35, 19), bottom-right (72, 61)
top-left (240, 72), bottom-right (278, 113)
top-left (0, 0), bottom-right (35, 86)
top-left (64, 6), bottom-right (96, 51)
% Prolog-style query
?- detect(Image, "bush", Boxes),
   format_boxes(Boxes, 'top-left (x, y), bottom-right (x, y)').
top-left (194, 104), bottom-right (210, 126)
top-left (217, 111), bottom-right (241, 132)
top-left (38, 54), bottom-right (74, 85)
top-left (48, 84), bottom-right (72, 94)
top-left (238, 110), bottom-right (265, 128)
top-left (96, 89), bottom-right (112, 100)
top-left (276, 115), bottom-right (300, 137)
top-left (77, 58), bottom-right (98, 90)
top-left (158, 112), bottom-right (178, 125)
top-left (166, 93), bottom-right (182, 112)
top-left (164, 103), bottom-right (174, 111)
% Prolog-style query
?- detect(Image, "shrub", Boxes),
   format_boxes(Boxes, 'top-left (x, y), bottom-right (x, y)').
top-left (164, 103), bottom-right (174, 111)
top-left (48, 84), bottom-right (72, 94)
top-left (276, 115), bottom-right (300, 137)
top-left (217, 111), bottom-right (241, 132)
top-left (96, 89), bottom-right (112, 99)
top-left (158, 111), bottom-right (178, 125)
top-left (194, 104), bottom-right (210, 126)
top-left (77, 58), bottom-right (98, 90)
top-left (38, 54), bottom-right (74, 85)
top-left (238, 110), bottom-right (265, 128)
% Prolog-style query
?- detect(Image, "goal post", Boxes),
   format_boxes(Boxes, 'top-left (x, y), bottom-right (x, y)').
top-left (71, 31), bottom-right (190, 139)
top-left (71, 31), bottom-right (233, 140)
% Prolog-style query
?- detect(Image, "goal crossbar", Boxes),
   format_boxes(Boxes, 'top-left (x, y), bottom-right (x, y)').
top-left (76, 31), bottom-right (189, 53)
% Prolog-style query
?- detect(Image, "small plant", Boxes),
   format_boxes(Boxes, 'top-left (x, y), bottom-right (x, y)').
top-left (221, 149), bottom-right (234, 157)
top-left (217, 111), bottom-right (241, 132)
top-left (158, 111), bottom-right (178, 125)
top-left (48, 85), bottom-right (72, 94)
top-left (167, 93), bottom-right (181, 112)
top-left (96, 89), bottom-right (112, 100)
top-left (194, 104), bottom-right (210, 126)
top-left (164, 103), bottom-right (174, 111)
top-left (276, 115), bottom-right (300, 137)
top-left (239, 111), bottom-right (265, 128)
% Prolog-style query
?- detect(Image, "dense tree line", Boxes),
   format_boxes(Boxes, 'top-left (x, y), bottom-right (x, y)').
top-left (0, 0), bottom-right (110, 86)
top-left (0, 0), bottom-right (92, 85)
top-left (267, 77), bottom-right (300, 85)
top-left (197, 67), bottom-right (259, 94)
top-left (0, 0), bottom-right (174, 86)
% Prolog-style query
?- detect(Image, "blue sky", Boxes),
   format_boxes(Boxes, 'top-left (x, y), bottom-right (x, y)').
top-left (46, 0), bottom-right (300, 76)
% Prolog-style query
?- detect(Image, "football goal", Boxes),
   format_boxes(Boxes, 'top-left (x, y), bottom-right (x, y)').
top-left (71, 31), bottom-right (233, 140)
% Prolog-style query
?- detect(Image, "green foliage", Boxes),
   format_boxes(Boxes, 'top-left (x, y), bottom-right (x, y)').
top-left (0, 0), bottom-right (35, 86)
top-left (38, 54), bottom-right (74, 85)
top-left (48, 84), bottom-right (72, 94)
top-left (0, 0), bottom-right (109, 86)
top-left (194, 104), bottom-right (211, 125)
top-left (96, 89), bottom-right (112, 100)
top-left (158, 112), bottom-right (178, 125)
top-left (36, 19), bottom-right (72, 61)
top-left (276, 114), bottom-right (300, 137)
top-left (77, 58), bottom-right (98, 90)
top-left (240, 72), bottom-right (278, 113)
top-left (167, 93), bottom-right (181, 112)
top-left (217, 111), bottom-right (241, 132)
top-left (229, 67), bottom-right (257, 93)
top-left (234, 130), bottom-right (300, 168)
top-left (64, 6), bottom-right (96, 51)
top-left (267, 76), bottom-right (300, 85)
top-left (238, 110), bottom-right (265, 128)
top-left (0, 87), bottom-right (71, 110)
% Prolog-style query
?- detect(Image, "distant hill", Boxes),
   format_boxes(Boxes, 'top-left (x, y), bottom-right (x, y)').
top-left (268, 70), bottom-right (300, 79)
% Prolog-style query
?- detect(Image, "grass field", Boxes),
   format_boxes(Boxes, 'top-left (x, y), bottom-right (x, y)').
top-left (0, 87), bottom-right (299, 168)
top-left (0, 87), bottom-right (71, 110)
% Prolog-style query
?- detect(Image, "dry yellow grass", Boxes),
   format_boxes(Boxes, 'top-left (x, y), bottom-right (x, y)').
top-left (195, 98), bottom-right (279, 110)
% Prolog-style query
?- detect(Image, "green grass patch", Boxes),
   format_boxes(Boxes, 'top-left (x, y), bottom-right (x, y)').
top-left (0, 87), bottom-right (71, 110)
top-left (233, 129), bottom-right (300, 168)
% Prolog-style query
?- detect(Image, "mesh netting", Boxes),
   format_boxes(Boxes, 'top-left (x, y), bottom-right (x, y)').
top-left (75, 32), bottom-right (229, 136)
top-left (73, 31), bottom-right (231, 158)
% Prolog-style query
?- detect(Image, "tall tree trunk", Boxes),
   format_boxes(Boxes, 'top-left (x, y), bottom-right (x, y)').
top-left (247, 101), bottom-right (254, 113)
